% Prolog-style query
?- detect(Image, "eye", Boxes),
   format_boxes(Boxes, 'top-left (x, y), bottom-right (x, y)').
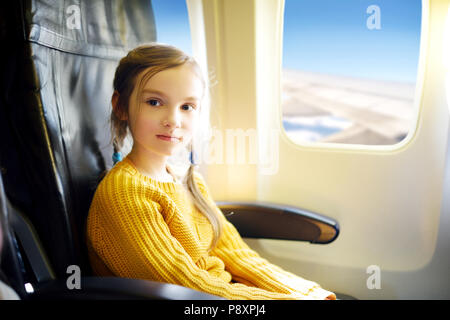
top-left (181, 104), bottom-right (195, 111)
top-left (146, 99), bottom-right (162, 107)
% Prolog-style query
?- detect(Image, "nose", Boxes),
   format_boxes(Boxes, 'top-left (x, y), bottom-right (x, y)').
top-left (162, 107), bottom-right (181, 128)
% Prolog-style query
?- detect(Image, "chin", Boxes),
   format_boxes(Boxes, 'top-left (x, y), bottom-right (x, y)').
top-left (161, 146), bottom-right (183, 157)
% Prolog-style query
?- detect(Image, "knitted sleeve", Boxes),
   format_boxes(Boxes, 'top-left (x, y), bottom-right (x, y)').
top-left (211, 219), bottom-right (335, 300)
top-left (194, 173), bottom-right (336, 300)
top-left (89, 176), bottom-right (308, 300)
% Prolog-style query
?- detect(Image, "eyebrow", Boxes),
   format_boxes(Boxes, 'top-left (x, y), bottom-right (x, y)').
top-left (141, 89), bottom-right (200, 101)
top-left (141, 89), bottom-right (168, 99)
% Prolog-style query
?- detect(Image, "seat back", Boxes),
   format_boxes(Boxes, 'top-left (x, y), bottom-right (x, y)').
top-left (0, 0), bottom-right (156, 282)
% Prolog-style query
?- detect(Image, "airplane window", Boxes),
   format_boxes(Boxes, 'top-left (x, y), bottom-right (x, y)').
top-left (151, 0), bottom-right (192, 54)
top-left (282, 0), bottom-right (422, 146)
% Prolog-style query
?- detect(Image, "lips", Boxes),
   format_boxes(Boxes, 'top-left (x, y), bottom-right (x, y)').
top-left (156, 135), bottom-right (181, 142)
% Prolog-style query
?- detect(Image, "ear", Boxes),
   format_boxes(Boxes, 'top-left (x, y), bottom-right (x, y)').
top-left (111, 90), bottom-right (128, 121)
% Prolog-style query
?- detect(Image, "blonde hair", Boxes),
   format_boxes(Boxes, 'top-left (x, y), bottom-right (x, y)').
top-left (110, 43), bottom-right (223, 251)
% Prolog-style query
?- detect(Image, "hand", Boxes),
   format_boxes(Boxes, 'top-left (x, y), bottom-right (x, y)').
top-left (325, 293), bottom-right (337, 300)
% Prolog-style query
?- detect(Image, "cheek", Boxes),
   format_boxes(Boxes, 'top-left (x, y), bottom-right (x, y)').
top-left (185, 113), bottom-right (198, 131)
top-left (132, 114), bottom-right (160, 139)
top-left (182, 115), bottom-right (197, 141)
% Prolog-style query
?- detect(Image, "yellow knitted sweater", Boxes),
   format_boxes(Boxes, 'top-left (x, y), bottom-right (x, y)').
top-left (86, 156), bottom-right (334, 300)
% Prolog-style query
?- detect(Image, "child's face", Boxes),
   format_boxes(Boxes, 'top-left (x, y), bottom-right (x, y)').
top-left (127, 64), bottom-right (203, 158)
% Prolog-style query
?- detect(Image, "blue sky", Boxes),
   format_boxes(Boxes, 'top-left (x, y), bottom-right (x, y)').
top-left (151, 0), bottom-right (422, 83)
top-left (283, 0), bottom-right (422, 83)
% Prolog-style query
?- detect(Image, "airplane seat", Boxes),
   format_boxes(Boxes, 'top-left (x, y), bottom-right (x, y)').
top-left (0, 174), bottom-right (22, 300)
top-left (0, 0), bottom-right (222, 300)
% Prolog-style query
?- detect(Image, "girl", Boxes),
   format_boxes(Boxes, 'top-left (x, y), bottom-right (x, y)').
top-left (86, 43), bottom-right (336, 300)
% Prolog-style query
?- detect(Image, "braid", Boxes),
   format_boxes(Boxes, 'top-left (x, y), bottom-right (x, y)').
top-left (112, 137), bottom-right (123, 165)
top-left (185, 145), bottom-right (223, 251)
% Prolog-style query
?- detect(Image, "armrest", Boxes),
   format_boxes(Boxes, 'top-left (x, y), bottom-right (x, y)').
top-left (216, 201), bottom-right (339, 244)
top-left (28, 277), bottom-right (225, 300)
